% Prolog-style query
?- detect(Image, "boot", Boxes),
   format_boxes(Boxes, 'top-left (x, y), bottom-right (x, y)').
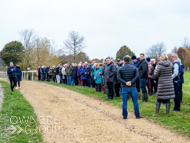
top-left (166, 103), bottom-right (170, 116)
top-left (138, 92), bottom-right (141, 100)
top-left (106, 89), bottom-right (110, 99)
top-left (153, 103), bottom-right (161, 116)
top-left (141, 93), bottom-right (145, 102)
top-left (144, 92), bottom-right (148, 102)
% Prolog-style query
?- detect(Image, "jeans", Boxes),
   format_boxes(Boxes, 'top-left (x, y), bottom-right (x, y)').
top-left (139, 78), bottom-right (148, 93)
top-left (173, 82), bottom-right (180, 111)
top-left (71, 77), bottom-right (75, 85)
top-left (67, 76), bottom-right (71, 85)
top-left (41, 74), bottom-right (45, 81)
top-left (122, 87), bottom-right (140, 118)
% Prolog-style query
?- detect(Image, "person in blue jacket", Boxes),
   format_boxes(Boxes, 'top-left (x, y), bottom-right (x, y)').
top-left (15, 62), bottom-right (22, 89)
top-left (94, 64), bottom-right (102, 92)
top-left (7, 62), bottom-right (16, 91)
top-left (86, 63), bottom-right (91, 87)
top-left (80, 63), bottom-right (87, 86)
top-left (179, 61), bottom-right (184, 103)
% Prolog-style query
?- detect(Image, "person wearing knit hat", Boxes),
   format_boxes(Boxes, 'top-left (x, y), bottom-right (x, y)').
top-left (146, 57), bottom-right (150, 62)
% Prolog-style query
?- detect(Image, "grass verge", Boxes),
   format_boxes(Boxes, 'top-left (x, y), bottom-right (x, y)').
top-left (0, 80), bottom-right (43, 143)
top-left (39, 72), bottom-right (190, 137)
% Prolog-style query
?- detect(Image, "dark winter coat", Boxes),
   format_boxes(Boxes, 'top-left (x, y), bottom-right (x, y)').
top-left (138, 59), bottom-right (148, 79)
top-left (114, 65), bottom-right (121, 84)
top-left (180, 64), bottom-right (184, 84)
top-left (77, 67), bottom-right (81, 77)
top-left (117, 64), bottom-right (139, 88)
top-left (7, 66), bottom-right (16, 78)
top-left (86, 67), bottom-right (91, 78)
top-left (154, 60), bottom-right (175, 100)
top-left (45, 67), bottom-right (49, 74)
top-left (40, 68), bottom-right (45, 75)
top-left (72, 67), bottom-right (77, 78)
top-left (102, 61), bottom-right (116, 82)
top-left (15, 66), bottom-right (22, 81)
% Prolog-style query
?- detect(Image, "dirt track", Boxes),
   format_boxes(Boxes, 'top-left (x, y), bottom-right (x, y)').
top-left (1, 79), bottom-right (190, 143)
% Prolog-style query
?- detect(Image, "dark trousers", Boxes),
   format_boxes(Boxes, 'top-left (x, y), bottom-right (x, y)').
top-left (38, 76), bottom-right (41, 81)
top-left (9, 77), bottom-right (16, 91)
top-left (151, 79), bottom-right (157, 93)
top-left (91, 79), bottom-right (95, 88)
top-left (74, 77), bottom-right (78, 85)
top-left (53, 75), bottom-right (56, 82)
top-left (115, 83), bottom-right (120, 97)
top-left (107, 82), bottom-right (114, 99)
top-left (96, 84), bottom-right (101, 92)
top-left (83, 79), bottom-right (87, 86)
top-left (179, 83), bottom-right (183, 103)
top-left (136, 78), bottom-right (140, 92)
top-left (173, 82), bottom-right (180, 111)
top-left (47, 74), bottom-right (50, 81)
top-left (87, 77), bottom-right (91, 87)
top-left (16, 81), bottom-right (20, 87)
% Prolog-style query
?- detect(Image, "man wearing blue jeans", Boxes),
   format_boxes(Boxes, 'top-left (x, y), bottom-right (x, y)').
top-left (138, 53), bottom-right (148, 102)
top-left (117, 55), bottom-right (142, 119)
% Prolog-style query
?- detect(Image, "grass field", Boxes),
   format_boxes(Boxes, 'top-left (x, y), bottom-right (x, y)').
top-left (0, 81), bottom-right (43, 143)
top-left (40, 72), bottom-right (190, 137)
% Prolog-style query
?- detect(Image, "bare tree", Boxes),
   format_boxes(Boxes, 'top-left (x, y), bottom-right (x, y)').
top-left (145, 42), bottom-right (166, 59)
top-left (19, 29), bottom-right (36, 70)
top-left (182, 37), bottom-right (190, 49)
top-left (171, 46), bottom-right (178, 53)
top-left (64, 31), bottom-right (85, 60)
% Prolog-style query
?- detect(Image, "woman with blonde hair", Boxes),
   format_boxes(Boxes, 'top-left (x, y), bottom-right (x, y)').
top-left (153, 54), bottom-right (175, 116)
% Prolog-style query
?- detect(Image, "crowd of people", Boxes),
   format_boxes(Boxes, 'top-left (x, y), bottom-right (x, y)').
top-left (7, 52), bottom-right (184, 119)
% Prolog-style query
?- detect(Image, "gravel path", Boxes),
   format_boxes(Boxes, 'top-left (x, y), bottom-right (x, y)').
top-left (1, 78), bottom-right (190, 143)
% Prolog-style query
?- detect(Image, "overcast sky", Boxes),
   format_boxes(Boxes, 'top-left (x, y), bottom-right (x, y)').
top-left (0, 0), bottom-right (190, 60)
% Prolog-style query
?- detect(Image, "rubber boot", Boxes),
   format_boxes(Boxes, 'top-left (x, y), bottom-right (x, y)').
top-left (141, 93), bottom-right (145, 102)
top-left (166, 103), bottom-right (170, 117)
top-left (144, 92), bottom-right (148, 102)
top-left (138, 92), bottom-right (141, 100)
top-left (106, 89), bottom-right (110, 99)
top-left (153, 103), bottom-right (161, 116)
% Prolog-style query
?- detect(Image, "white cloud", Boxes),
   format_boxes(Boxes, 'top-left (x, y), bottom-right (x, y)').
top-left (0, 0), bottom-right (190, 60)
